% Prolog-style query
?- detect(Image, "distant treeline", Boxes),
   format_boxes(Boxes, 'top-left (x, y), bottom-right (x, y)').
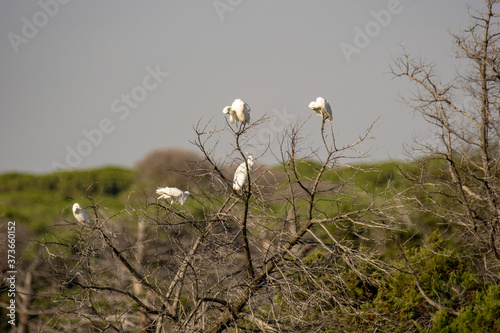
top-left (0, 167), bottom-right (133, 197)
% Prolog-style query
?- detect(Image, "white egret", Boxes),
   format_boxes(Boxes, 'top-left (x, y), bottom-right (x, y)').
top-left (233, 155), bottom-right (255, 191)
top-left (73, 203), bottom-right (91, 226)
top-left (223, 99), bottom-right (251, 126)
top-left (156, 187), bottom-right (190, 205)
top-left (308, 97), bottom-right (332, 122)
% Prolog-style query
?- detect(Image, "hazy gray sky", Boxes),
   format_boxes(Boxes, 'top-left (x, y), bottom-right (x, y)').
top-left (0, 0), bottom-right (481, 173)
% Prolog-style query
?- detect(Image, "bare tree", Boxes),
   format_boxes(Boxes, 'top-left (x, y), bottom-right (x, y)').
top-left (17, 107), bottom-right (395, 333)
top-left (391, 0), bottom-right (500, 279)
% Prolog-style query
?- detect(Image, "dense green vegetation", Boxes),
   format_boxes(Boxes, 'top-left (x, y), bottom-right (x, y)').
top-left (0, 166), bottom-right (133, 232)
top-left (2, 159), bottom-right (499, 332)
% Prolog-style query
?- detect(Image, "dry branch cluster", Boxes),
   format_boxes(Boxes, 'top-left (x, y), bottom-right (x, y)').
top-left (32, 112), bottom-right (388, 332)
top-left (391, 0), bottom-right (500, 278)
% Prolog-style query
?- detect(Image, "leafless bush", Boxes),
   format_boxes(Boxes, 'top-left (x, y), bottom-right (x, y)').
top-left (391, 0), bottom-right (500, 281)
top-left (11, 107), bottom-right (401, 333)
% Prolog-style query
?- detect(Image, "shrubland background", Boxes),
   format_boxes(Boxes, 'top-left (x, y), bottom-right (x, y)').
top-left (1, 148), bottom-right (500, 332)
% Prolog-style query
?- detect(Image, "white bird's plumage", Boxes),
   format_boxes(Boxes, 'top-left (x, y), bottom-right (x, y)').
top-left (223, 99), bottom-right (251, 126)
top-left (156, 186), bottom-right (190, 205)
top-left (308, 97), bottom-right (332, 121)
top-left (233, 156), bottom-right (255, 191)
top-left (73, 203), bottom-right (91, 226)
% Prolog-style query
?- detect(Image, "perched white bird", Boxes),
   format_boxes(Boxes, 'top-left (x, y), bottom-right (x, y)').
top-left (308, 97), bottom-right (333, 122)
top-left (73, 203), bottom-right (91, 226)
top-left (156, 187), bottom-right (190, 205)
top-left (233, 156), bottom-right (255, 191)
top-left (223, 99), bottom-right (251, 126)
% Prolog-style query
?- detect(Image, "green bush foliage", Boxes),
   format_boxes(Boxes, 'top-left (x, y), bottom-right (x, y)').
top-left (2, 160), bottom-right (500, 332)
top-left (0, 166), bottom-right (133, 233)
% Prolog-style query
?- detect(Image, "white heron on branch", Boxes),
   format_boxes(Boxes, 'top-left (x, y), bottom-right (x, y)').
top-left (73, 203), bottom-right (91, 226)
top-left (223, 98), bottom-right (251, 126)
top-left (233, 155), bottom-right (255, 191)
top-left (156, 187), bottom-right (190, 205)
top-left (308, 97), bottom-right (332, 122)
